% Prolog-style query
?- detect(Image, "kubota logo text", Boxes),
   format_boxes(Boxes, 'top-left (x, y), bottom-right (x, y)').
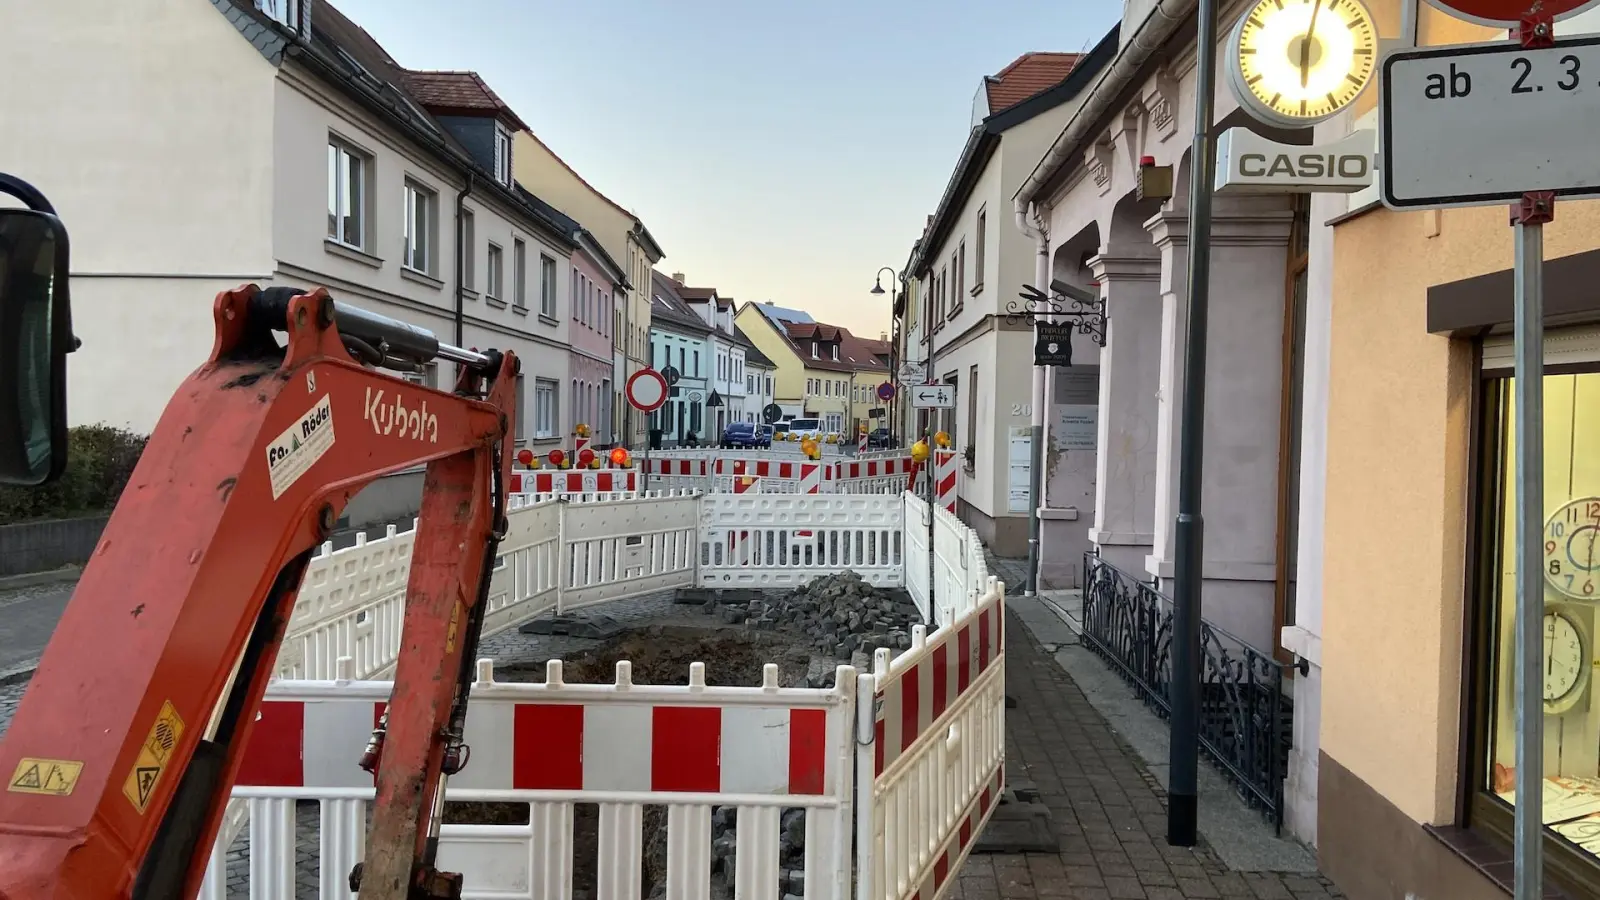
top-left (364, 387), bottom-right (438, 443)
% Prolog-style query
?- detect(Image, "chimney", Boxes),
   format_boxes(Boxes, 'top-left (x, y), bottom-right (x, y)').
top-left (764, 300), bottom-right (774, 305)
top-left (880, 331), bottom-right (888, 342)
top-left (671, 272), bottom-right (685, 283)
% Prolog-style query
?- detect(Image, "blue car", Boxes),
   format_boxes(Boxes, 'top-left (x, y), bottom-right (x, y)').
top-left (721, 422), bottom-right (770, 449)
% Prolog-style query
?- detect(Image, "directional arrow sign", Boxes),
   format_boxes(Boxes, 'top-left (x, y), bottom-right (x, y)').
top-left (911, 384), bottom-right (956, 409)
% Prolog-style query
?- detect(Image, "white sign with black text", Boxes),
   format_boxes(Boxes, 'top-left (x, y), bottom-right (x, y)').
top-left (1382, 36), bottom-right (1600, 209)
top-left (1214, 127), bottom-right (1375, 195)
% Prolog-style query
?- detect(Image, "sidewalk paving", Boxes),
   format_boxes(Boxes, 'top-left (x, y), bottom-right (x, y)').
top-left (968, 555), bottom-right (1341, 900)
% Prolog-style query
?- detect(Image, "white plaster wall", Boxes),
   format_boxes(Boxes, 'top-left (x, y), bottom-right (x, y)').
top-left (0, 0), bottom-right (278, 430)
top-left (271, 69), bottom-right (572, 445)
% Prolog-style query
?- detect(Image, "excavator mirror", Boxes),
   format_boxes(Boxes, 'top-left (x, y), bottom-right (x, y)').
top-left (0, 182), bottom-right (72, 487)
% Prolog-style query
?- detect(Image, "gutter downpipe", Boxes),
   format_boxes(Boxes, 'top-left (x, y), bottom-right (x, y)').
top-left (1016, 203), bottom-right (1051, 598)
top-left (454, 172), bottom-right (475, 352)
top-left (1011, 0), bottom-right (1194, 221)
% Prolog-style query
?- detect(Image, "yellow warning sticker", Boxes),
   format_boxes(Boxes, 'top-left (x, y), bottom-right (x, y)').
top-left (122, 700), bottom-right (184, 814)
top-left (7, 757), bottom-right (83, 797)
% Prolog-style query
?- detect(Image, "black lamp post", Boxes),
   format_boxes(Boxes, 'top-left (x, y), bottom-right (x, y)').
top-left (872, 267), bottom-right (901, 443)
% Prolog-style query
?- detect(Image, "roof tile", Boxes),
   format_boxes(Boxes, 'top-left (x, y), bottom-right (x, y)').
top-left (984, 52), bottom-right (1081, 113)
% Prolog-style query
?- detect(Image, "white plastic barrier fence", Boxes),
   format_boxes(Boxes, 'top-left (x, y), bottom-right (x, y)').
top-left (855, 578), bottom-right (1007, 900)
top-left (644, 454), bottom-right (916, 496)
top-left (901, 492), bottom-right (986, 627)
top-left (699, 494), bottom-right (905, 588)
top-left (216, 658), bottom-right (860, 900)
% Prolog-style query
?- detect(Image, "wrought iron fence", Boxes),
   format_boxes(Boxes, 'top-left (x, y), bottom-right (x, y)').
top-left (1079, 550), bottom-right (1300, 832)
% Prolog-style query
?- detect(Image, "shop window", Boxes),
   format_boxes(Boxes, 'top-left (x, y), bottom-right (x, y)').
top-left (1471, 364), bottom-right (1600, 890)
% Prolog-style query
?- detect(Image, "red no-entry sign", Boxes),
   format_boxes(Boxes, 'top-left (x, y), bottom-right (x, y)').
top-left (626, 368), bottom-right (668, 413)
top-left (1423, 0), bottom-right (1600, 27)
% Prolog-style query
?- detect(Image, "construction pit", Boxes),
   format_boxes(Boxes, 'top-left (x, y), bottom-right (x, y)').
top-left (449, 570), bottom-right (920, 900)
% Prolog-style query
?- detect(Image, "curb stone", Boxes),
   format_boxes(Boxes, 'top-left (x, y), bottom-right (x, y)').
top-left (0, 566), bottom-right (81, 592)
top-left (0, 661), bottom-right (39, 688)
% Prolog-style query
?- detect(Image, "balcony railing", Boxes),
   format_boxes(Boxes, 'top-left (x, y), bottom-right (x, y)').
top-left (1079, 551), bottom-right (1299, 833)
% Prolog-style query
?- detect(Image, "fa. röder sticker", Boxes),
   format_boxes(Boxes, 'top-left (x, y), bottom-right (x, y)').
top-left (266, 394), bottom-right (336, 500)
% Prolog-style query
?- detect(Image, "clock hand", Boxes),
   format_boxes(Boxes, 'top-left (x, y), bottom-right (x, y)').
top-left (1300, 0), bottom-right (1321, 89)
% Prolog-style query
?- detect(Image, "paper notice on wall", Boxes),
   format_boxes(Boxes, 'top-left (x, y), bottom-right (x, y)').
top-left (1055, 404), bottom-right (1098, 451)
top-left (1008, 426), bottom-right (1032, 513)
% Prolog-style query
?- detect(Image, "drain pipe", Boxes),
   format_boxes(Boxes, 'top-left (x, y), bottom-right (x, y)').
top-left (453, 171), bottom-right (475, 352)
top-left (1016, 203), bottom-right (1051, 598)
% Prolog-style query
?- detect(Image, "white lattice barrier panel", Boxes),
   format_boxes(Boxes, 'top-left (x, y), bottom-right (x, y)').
top-left (699, 494), bottom-right (905, 587)
top-left (560, 493), bottom-right (699, 610)
top-left (485, 496), bottom-right (563, 633)
top-left (213, 659), bottom-right (860, 900)
top-left (855, 579), bottom-right (1006, 900)
top-left (276, 523), bottom-right (415, 682)
top-left (833, 456), bottom-right (916, 495)
top-left (932, 504), bottom-right (976, 626)
top-left (903, 493), bottom-right (932, 624)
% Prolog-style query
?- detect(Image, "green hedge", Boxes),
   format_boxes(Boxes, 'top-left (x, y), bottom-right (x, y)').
top-left (0, 425), bottom-right (148, 525)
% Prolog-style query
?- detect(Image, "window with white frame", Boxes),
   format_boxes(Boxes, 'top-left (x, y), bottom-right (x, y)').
top-left (513, 239), bottom-right (527, 309)
top-left (540, 255), bottom-right (557, 317)
top-left (831, 344), bottom-right (839, 361)
top-left (403, 179), bottom-right (435, 273)
top-left (327, 138), bottom-right (367, 249)
top-left (486, 243), bottom-right (503, 300)
top-left (257, 0), bottom-right (302, 32)
top-left (493, 122), bottom-right (512, 186)
top-left (460, 210), bottom-right (476, 290)
top-left (534, 379), bottom-right (558, 438)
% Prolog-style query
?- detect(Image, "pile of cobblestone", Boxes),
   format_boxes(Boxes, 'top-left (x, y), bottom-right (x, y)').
top-left (707, 571), bottom-right (923, 663)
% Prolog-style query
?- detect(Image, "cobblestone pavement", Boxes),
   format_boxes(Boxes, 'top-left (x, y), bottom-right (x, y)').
top-left (971, 555), bottom-right (1341, 900)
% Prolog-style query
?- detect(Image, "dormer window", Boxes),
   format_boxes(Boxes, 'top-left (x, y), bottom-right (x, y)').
top-left (811, 341), bottom-right (819, 359)
top-left (831, 343), bottom-right (839, 361)
top-left (257, 0), bottom-right (305, 33)
top-left (493, 122), bottom-right (512, 186)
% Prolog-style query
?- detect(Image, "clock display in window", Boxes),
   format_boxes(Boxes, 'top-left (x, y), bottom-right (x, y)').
top-left (1547, 497), bottom-right (1600, 600)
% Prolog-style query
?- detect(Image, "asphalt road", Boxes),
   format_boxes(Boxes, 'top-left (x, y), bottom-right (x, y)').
top-left (0, 581), bottom-right (74, 673)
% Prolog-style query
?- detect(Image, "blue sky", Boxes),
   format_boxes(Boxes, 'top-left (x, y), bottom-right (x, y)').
top-left (331, 0), bottom-right (1120, 336)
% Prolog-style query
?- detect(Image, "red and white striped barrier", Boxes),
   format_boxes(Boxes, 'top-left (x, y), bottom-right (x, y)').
top-left (870, 583), bottom-right (1002, 776)
top-left (798, 462), bottom-right (822, 494)
top-left (645, 457), bottom-right (711, 477)
top-left (833, 456), bottom-right (915, 480)
top-left (933, 449), bottom-right (958, 514)
top-left (238, 660), bottom-right (853, 797)
top-left (509, 469), bottom-right (638, 494)
top-left (858, 432), bottom-right (868, 454)
top-left (857, 577), bottom-right (1007, 900)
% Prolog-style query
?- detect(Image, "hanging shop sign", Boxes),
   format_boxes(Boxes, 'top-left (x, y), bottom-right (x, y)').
top-left (1034, 322), bottom-right (1076, 367)
top-left (1214, 127), bottom-right (1375, 195)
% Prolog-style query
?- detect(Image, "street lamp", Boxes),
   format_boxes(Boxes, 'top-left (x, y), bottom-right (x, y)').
top-left (872, 267), bottom-right (900, 444)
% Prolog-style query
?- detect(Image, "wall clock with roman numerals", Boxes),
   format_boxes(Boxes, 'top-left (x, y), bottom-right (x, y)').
top-left (1225, 0), bottom-right (1380, 130)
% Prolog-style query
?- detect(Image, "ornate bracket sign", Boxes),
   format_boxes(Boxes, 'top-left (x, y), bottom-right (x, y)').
top-left (1005, 283), bottom-right (1107, 350)
top-left (1034, 322), bottom-right (1076, 367)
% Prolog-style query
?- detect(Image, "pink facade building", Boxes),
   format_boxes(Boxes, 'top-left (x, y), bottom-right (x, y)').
top-left (524, 193), bottom-right (629, 447)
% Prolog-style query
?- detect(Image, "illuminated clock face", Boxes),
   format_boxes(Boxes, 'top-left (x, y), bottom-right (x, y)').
top-left (1544, 609), bottom-right (1590, 713)
top-left (1546, 497), bottom-right (1600, 600)
top-left (1227, 0), bottom-right (1380, 129)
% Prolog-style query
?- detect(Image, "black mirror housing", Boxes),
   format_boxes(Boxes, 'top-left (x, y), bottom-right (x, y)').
top-left (0, 197), bottom-right (73, 486)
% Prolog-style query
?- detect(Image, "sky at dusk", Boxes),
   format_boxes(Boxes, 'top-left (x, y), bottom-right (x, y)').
top-left (328, 0), bottom-right (1121, 337)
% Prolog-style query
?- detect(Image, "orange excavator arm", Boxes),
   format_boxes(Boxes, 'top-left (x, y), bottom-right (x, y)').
top-left (0, 283), bottom-right (517, 900)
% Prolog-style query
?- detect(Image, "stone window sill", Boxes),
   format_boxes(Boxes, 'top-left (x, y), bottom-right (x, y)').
top-left (401, 266), bottom-right (444, 290)
top-left (325, 239), bottom-right (382, 269)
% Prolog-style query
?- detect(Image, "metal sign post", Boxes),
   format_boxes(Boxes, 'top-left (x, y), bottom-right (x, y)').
top-left (1512, 189), bottom-right (1549, 900)
top-left (1380, 11), bottom-right (1577, 895)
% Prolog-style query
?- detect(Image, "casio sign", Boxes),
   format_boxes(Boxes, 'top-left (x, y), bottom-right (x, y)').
top-left (1215, 127), bottom-right (1376, 195)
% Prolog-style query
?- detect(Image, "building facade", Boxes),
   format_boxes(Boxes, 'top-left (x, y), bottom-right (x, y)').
top-left (735, 302), bottom-right (816, 418)
top-left (512, 131), bottom-right (664, 448)
top-left (648, 272), bottom-right (711, 445)
top-left (740, 331), bottom-right (777, 424)
top-left (1309, 4), bottom-right (1600, 897)
top-left (907, 49), bottom-right (1105, 557)
top-left (5, 0), bottom-right (578, 454)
